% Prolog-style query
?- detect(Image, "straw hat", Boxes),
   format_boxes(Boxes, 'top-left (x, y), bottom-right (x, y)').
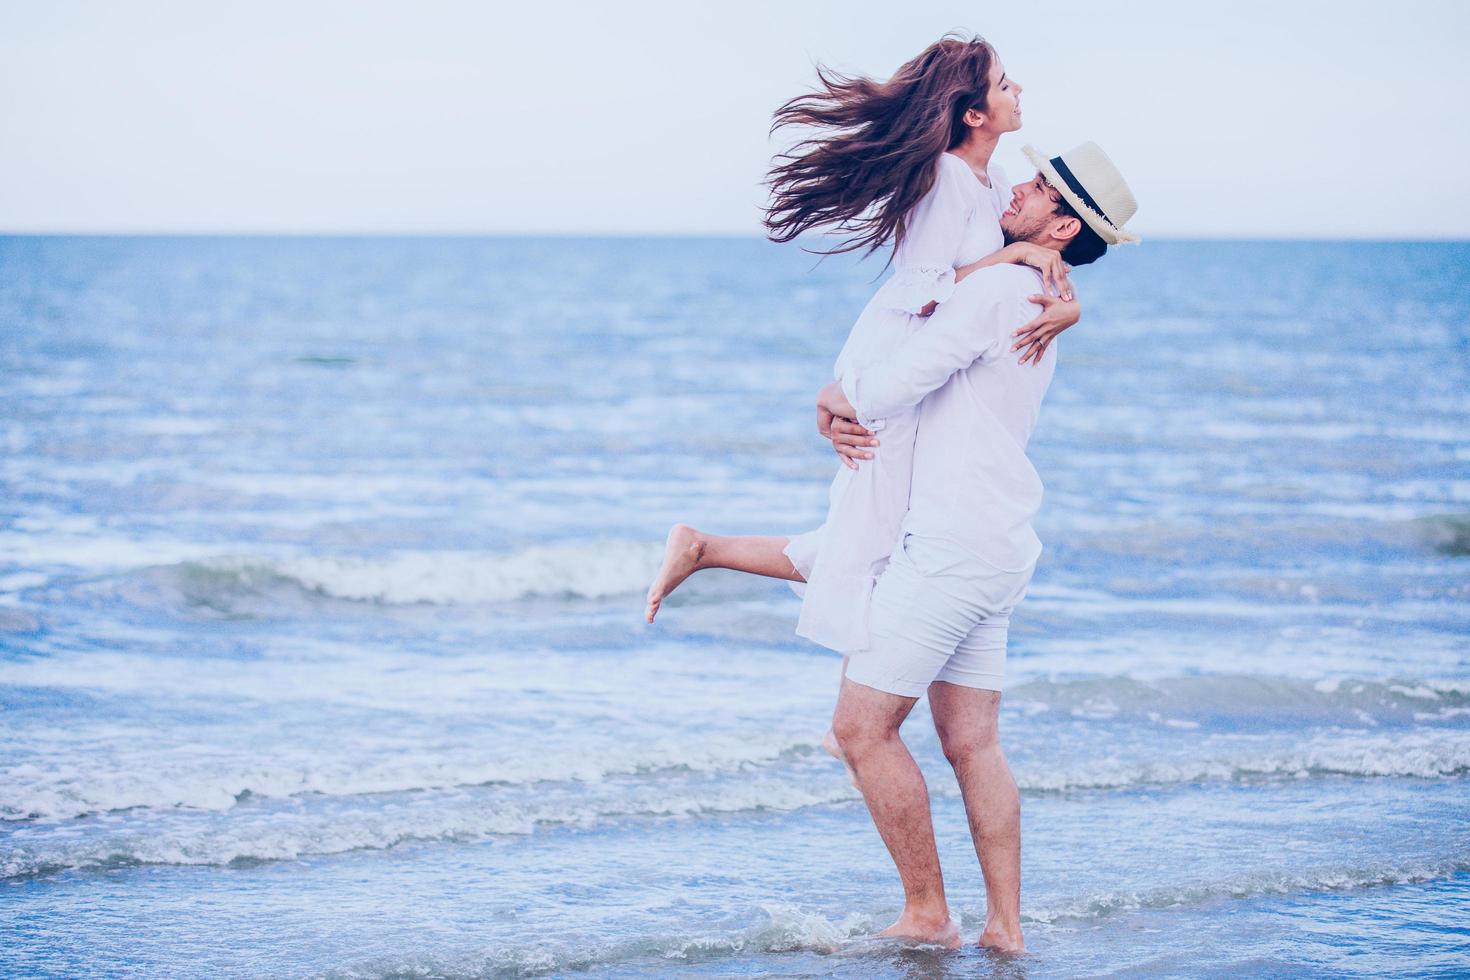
top-left (1022, 142), bottom-right (1140, 245)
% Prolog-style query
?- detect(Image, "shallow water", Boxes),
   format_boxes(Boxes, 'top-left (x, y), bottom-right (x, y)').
top-left (1, 236), bottom-right (1468, 977)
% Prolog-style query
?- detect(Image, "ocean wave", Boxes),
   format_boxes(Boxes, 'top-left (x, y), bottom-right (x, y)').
top-left (0, 730), bottom-right (827, 822)
top-left (1054, 511), bottom-right (1470, 566)
top-left (1005, 673), bottom-right (1470, 728)
top-left (1014, 728), bottom-right (1470, 791)
top-left (6, 685), bottom-right (1468, 826)
top-left (6, 726), bottom-right (1468, 880)
top-left (1027, 856), bottom-right (1470, 924)
top-left (117, 541), bottom-right (665, 610)
top-left (0, 775), bottom-right (856, 880)
top-left (322, 903), bottom-right (876, 979)
top-left (1419, 513), bottom-right (1470, 556)
top-left (319, 860), bottom-right (1470, 979)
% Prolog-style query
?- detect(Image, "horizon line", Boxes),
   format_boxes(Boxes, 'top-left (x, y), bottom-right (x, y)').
top-left (3, 230), bottom-right (1469, 244)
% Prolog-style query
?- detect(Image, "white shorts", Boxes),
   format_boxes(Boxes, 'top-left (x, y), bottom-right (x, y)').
top-left (845, 533), bottom-right (1035, 698)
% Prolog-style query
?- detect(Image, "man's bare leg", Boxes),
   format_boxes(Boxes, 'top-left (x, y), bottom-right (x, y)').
top-left (928, 682), bottom-right (1025, 954)
top-left (645, 524), bottom-right (802, 623)
top-left (832, 677), bottom-right (961, 948)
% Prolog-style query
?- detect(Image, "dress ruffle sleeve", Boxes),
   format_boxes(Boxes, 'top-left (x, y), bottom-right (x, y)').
top-left (873, 155), bottom-right (975, 315)
top-left (875, 266), bottom-right (957, 315)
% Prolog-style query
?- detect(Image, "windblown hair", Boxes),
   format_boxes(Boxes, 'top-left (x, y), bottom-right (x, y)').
top-left (764, 33), bottom-right (996, 258)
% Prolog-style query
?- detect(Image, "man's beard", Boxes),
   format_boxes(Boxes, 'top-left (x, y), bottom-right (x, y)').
top-left (1001, 216), bottom-right (1049, 247)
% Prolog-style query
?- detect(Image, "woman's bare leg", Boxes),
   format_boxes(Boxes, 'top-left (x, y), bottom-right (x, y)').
top-left (823, 657), bottom-right (859, 787)
top-left (648, 528), bottom-right (860, 789)
top-left (645, 524), bottom-right (803, 623)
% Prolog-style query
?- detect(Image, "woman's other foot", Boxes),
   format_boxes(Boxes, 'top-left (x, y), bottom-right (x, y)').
top-left (822, 727), bottom-right (859, 789)
top-left (645, 524), bottom-right (706, 624)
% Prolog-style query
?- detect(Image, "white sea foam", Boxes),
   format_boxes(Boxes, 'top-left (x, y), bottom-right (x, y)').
top-left (153, 541), bottom-right (666, 606)
top-left (1007, 673), bottom-right (1470, 726)
top-left (323, 902), bottom-right (875, 979)
top-left (0, 727), bottom-right (827, 823)
top-left (0, 774), bottom-right (858, 879)
top-left (6, 667), bottom-right (1468, 824)
top-left (320, 857), bottom-right (1470, 978)
top-left (0, 531), bottom-right (224, 572)
top-left (1016, 728), bottom-right (1470, 791)
top-left (6, 723), bottom-right (1467, 879)
top-left (1027, 856), bottom-right (1470, 924)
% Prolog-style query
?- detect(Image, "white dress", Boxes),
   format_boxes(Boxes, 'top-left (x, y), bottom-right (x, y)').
top-left (784, 152), bottom-right (1008, 653)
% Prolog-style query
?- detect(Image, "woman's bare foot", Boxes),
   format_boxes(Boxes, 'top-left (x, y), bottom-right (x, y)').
top-left (822, 728), bottom-right (859, 789)
top-left (877, 910), bottom-right (961, 949)
top-left (978, 924), bottom-right (1026, 955)
top-left (645, 524), bottom-right (706, 623)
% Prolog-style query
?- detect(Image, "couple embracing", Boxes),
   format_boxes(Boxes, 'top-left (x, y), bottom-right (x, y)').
top-left (644, 32), bottom-right (1139, 953)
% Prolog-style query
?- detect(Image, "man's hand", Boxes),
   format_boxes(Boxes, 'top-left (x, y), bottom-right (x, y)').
top-left (830, 417), bottom-right (878, 470)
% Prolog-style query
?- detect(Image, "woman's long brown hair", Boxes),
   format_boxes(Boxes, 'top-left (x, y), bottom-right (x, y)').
top-left (764, 33), bottom-right (995, 259)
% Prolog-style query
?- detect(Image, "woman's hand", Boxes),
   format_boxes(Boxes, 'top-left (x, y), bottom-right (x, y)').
top-left (829, 418), bottom-right (878, 470)
top-left (1003, 242), bottom-right (1073, 301)
top-left (816, 380), bottom-right (857, 422)
top-left (1011, 294), bottom-right (1081, 365)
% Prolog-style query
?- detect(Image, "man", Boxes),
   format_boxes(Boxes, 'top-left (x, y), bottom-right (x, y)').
top-left (815, 143), bottom-right (1139, 954)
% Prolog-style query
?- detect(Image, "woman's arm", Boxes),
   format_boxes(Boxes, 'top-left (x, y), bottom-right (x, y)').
top-left (957, 241), bottom-right (1073, 299)
top-left (916, 240), bottom-right (1075, 319)
top-left (936, 242), bottom-right (1081, 365)
top-left (1010, 293), bottom-right (1079, 365)
top-left (874, 157), bottom-right (975, 317)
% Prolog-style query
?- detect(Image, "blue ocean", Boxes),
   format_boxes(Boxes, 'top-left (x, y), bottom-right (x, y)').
top-left (1, 236), bottom-right (1467, 978)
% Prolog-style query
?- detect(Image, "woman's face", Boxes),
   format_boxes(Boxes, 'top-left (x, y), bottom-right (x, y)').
top-left (983, 59), bottom-right (1023, 134)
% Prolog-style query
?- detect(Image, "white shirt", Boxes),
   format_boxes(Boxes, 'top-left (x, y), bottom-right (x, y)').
top-left (842, 264), bottom-right (1057, 573)
top-left (785, 153), bottom-right (1008, 652)
top-left (833, 152), bottom-right (1007, 380)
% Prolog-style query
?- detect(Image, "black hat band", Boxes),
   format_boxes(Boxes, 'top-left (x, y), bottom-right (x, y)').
top-left (1050, 156), bottom-right (1115, 228)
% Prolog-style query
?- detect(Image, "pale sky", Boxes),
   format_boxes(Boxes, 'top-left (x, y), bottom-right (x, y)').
top-left (3, 0), bottom-right (1468, 238)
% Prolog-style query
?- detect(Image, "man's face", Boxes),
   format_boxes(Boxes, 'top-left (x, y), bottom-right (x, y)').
top-left (1000, 172), bottom-right (1066, 244)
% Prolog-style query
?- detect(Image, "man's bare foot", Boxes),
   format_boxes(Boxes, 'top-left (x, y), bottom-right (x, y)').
top-left (877, 911), bottom-right (961, 949)
top-left (822, 728), bottom-right (860, 789)
top-left (978, 924), bottom-right (1026, 955)
top-left (645, 524), bottom-right (706, 624)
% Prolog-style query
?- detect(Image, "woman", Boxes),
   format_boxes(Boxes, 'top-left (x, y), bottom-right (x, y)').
top-left (645, 35), bottom-right (1078, 650)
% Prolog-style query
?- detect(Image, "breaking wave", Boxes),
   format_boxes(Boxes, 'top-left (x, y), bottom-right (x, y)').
top-left (0, 730), bottom-right (824, 822)
top-left (322, 903), bottom-right (876, 979)
top-left (1028, 857), bottom-right (1470, 923)
top-left (318, 860), bottom-right (1470, 978)
top-left (112, 540), bottom-right (666, 611)
top-left (1004, 674), bottom-right (1470, 727)
top-left (0, 775), bottom-right (855, 880)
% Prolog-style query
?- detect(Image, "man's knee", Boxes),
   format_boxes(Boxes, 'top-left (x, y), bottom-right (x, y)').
top-left (831, 708), bottom-right (886, 757)
top-left (938, 723), bottom-right (1000, 767)
top-left (831, 699), bottom-right (903, 758)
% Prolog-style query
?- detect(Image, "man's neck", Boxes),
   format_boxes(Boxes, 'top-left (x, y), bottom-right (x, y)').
top-left (1002, 231), bottom-right (1064, 254)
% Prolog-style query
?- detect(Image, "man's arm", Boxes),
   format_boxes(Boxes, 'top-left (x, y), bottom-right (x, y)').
top-left (838, 267), bottom-right (1027, 426)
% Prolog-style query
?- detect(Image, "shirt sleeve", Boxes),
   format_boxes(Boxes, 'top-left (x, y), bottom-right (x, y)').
top-left (841, 268), bottom-right (1022, 426)
top-left (870, 156), bottom-right (975, 315)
